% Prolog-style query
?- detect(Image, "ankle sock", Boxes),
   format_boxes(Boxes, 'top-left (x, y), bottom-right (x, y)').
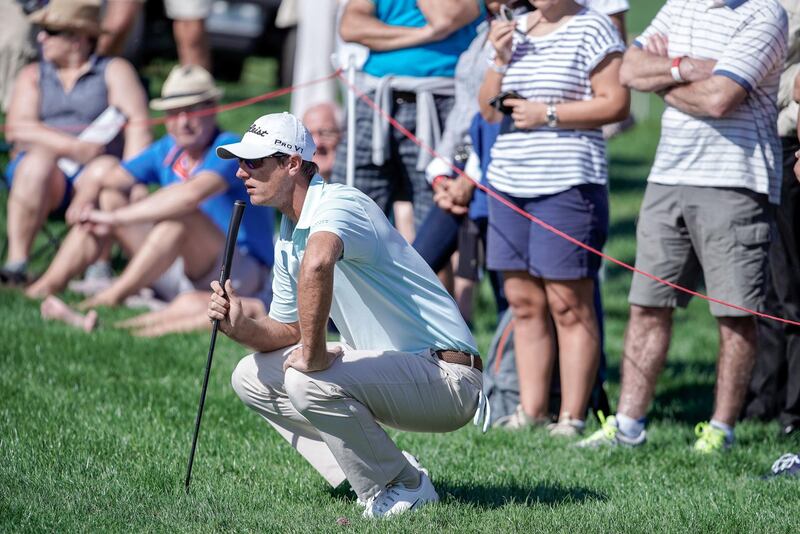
top-left (616, 413), bottom-right (645, 438)
top-left (3, 260), bottom-right (27, 273)
top-left (710, 419), bottom-right (734, 441)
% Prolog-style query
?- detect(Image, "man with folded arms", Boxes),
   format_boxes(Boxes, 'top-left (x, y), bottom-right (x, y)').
top-left (208, 112), bottom-right (482, 518)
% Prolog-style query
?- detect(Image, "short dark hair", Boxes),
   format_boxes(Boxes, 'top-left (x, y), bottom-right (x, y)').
top-left (276, 154), bottom-right (319, 180)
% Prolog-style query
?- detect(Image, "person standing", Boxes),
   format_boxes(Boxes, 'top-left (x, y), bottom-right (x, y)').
top-left (209, 112), bottom-right (482, 519)
top-left (742, 0), bottom-right (800, 439)
top-left (578, 0), bottom-right (788, 452)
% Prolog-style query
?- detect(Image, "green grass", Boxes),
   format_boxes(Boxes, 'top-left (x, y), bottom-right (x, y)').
top-left (3, 5), bottom-right (800, 530)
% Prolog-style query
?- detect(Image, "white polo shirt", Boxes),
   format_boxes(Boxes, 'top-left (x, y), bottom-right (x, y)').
top-left (635, 0), bottom-right (788, 203)
top-left (269, 175), bottom-right (478, 355)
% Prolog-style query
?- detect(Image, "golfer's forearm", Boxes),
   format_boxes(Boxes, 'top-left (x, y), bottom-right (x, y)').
top-left (297, 259), bottom-right (335, 366)
top-left (233, 316), bottom-right (300, 353)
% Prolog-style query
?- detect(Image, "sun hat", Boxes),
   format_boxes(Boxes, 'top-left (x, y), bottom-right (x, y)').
top-left (149, 65), bottom-right (224, 111)
top-left (28, 0), bottom-right (104, 37)
top-left (217, 112), bottom-right (316, 162)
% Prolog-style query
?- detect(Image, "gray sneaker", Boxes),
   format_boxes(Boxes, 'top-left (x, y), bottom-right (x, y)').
top-left (493, 404), bottom-right (551, 430)
top-left (576, 413), bottom-right (646, 448)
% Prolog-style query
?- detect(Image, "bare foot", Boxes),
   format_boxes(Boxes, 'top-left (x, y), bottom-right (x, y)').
top-left (26, 281), bottom-right (51, 299)
top-left (41, 295), bottom-right (99, 333)
top-left (78, 291), bottom-right (120, 311)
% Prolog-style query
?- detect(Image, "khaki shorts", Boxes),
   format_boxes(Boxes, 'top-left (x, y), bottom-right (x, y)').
top-left (152, 248), bottom-right (271, 304)
top-left (628, 183), bottom-right (772, 317)
top-left (164, 0), bottom-right (212, 20)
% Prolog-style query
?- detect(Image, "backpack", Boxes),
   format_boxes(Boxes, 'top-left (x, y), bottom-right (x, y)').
top-left (480, 308), bottom-right (610, 427)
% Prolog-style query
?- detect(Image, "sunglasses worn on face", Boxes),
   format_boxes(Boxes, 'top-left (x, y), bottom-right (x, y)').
top-left (239, 154), bottom-right (286, 170)
top-left (42, 27), bottom-right (70, 37)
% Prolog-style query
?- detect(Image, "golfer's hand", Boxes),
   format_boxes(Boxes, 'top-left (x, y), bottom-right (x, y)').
top-left (208, 280), bottom-right (244, 336)
top-left (505, 98), bottom-right (546, 130)
top-left (283, 345), bottom-right (344, 373)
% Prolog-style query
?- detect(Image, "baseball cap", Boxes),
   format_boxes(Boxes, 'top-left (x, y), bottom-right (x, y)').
top-left (216, 112), bottom-right (316, 162)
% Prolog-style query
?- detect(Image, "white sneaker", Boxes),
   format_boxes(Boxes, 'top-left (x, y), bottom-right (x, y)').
top-left (362, 472), bottom-right (439, 519)
top-left (355, 451), bottom-right (428, 508)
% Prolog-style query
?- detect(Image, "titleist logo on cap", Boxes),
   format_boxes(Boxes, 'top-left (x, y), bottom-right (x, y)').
top-left (248, 125), bottom-right (269, 136)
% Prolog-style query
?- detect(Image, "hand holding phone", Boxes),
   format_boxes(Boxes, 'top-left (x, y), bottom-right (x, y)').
top-left (489, 90), bottom-right (524, 115)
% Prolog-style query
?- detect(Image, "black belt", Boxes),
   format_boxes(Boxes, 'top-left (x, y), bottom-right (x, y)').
top-left (434, 349), bottom-right (483, 372)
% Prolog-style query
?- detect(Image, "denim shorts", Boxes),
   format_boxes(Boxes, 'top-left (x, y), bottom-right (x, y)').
top-left (486, 183), bottom-right (608, 280)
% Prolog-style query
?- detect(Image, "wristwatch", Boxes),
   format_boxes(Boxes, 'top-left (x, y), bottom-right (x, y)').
top-left (546, 104), bottom-right (559, 127)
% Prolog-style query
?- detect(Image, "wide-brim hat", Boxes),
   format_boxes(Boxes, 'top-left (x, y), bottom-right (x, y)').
top-left (150, 64), bottom-right (224, 111)
top-left (217, 112), bottom-right (316, 162)
top-left (28, 0), bottom-right (104, 37)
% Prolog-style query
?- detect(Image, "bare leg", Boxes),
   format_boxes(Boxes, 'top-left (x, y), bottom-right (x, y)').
top-left (41, 295), bottom-right (98, 332)
top-left (97, 0), bottom-right (142, 56)
top-left (712, 316), bottom-right (757, 426)
top-left (545, 279), bottom-right (599, 420)
top-left (122, 292), bottom-right (267, 337)
top-left (393, 201), bottom-right (416, 244)
top-left (5, 148), bottom-right (66, 265)
top-left (172, 19), bottom-right (211, 70)
top-left (616, 305), bottom-right (674, 419)
top-left (504, 271), bottom-right (554, 419)
top-left (26, 188), bottom-right (143, 298)
top-left (80, 211), bottom-right (224, 308)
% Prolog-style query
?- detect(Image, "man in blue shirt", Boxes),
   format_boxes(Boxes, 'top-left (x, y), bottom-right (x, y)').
top-left (208, 113), bottom-right (482, 518)
top-left (335, 0), bottom-right (484, 232)
top-left (27, 66), bottom-right (274, 336)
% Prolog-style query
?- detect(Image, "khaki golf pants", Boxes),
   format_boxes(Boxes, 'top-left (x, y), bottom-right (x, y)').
top-left (231, 342), bottom-right (482, 500)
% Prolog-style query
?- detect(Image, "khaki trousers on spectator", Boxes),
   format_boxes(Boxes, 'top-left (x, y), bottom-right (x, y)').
top-left (231, 342), bottom-right (482, 500)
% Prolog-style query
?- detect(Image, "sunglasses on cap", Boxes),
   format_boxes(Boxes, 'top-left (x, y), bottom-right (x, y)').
top-left (238, 154), bottom-right (286, 170)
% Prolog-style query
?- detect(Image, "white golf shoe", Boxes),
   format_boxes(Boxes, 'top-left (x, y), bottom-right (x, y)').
top-left (362, 471), bottom-right (439, 519)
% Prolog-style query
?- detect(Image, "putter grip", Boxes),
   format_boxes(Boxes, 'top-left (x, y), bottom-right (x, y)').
top-left (219, 200), bottom-right (246, 285)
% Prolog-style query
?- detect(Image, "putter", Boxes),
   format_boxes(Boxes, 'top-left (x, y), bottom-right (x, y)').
top-left (184, 199), bottom-right (246, 493)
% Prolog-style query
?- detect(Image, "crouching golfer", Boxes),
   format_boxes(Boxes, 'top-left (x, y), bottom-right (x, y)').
top-left (208, 113), bottom-right (482, 519)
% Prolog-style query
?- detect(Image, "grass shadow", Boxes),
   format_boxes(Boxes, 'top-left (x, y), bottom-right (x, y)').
top-left (328, 480), bottom-right (607, 510)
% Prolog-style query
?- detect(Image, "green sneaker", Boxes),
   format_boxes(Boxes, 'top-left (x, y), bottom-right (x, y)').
top-left (693, 422), bottom-right (733, 453)
top-left (576, 412), bottom-right (646, 448)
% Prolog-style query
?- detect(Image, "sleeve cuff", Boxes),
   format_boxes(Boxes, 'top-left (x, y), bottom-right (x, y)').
top-left (713, 69), bottom-right (754, 93)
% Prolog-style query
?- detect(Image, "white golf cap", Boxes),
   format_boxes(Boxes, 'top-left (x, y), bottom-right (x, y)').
top-left (217, 112), bottom-right (316, 162)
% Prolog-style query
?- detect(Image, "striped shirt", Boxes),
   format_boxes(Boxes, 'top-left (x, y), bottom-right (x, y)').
top-left (487, 9), bottom-right (626, 198)
top-left (635, 0), bottom-right (788, 204)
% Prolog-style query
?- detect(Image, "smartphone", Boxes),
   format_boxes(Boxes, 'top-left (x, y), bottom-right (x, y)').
top-left (498, 4), bottom-right (515, 22)
top-left (488, 90), bottom-right (524, 115)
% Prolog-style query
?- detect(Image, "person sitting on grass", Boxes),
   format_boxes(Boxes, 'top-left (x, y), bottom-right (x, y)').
top-left (208, 112), bottom-right (482, 519)
top-left (25, 65), bottom-right (275, 337)
top-left (1, 0), bottom-right (151, 284)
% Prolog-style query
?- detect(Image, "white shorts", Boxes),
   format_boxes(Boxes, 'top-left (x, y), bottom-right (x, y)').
top-left (164, 0), bottom-right (212, 20)
top-left (152, 248), bottom-right (272, 305)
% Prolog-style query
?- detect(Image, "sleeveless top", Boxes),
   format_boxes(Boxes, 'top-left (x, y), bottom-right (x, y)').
top-left (39, 55), bottom-right (125, 158)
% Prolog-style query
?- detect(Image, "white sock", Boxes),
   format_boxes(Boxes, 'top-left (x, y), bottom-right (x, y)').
top-left (616, 413), bottom-right (645, 438)
top-left (710, 419), bottom-right (734, 441)
top-left (3, 259), bottom-right (27, 273)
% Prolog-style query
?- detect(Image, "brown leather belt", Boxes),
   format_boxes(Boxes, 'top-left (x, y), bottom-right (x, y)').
top-left (434, 349), bottom-right (483, 372)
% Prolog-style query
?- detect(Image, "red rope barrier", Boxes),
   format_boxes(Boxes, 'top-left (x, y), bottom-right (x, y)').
top-left (336, 71), bottom-right (800, 328)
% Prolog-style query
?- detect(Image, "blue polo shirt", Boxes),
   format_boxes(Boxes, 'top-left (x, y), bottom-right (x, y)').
top-left (122, 130), bottom-right (274, 267)
top-left (270, 174), bottom-right (477, 354)
top-left (363, 0), bottom-right (485, 78)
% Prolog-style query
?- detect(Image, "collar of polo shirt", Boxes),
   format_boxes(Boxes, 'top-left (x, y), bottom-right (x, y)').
top-left (707, 0), bottom-right (749, 9)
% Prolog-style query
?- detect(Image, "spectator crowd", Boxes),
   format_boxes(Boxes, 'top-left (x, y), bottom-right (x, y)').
top-left (1, 0), bottom-right (799, 506)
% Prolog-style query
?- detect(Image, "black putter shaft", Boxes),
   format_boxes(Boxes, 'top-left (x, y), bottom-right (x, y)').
top-left (184, 199), bottom-right (246, 493)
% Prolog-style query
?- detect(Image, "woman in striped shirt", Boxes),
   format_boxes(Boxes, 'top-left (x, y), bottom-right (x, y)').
top-left (478, 0), bottom-right (628, 436)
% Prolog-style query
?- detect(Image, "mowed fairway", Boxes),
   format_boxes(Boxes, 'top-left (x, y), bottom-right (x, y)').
top-left (2, 4), bottom-right (800, 531)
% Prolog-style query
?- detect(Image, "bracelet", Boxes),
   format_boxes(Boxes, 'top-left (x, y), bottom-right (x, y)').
top-left (670, 56), bottom-right (685, 83)
top-left (488, 61), bottom-right (509, 74)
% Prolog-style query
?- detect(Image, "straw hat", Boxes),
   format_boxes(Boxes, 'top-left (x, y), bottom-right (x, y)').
top-left (28, 0), bottom-right (103, 37)
top-left (150, 65), bottom-right (225, 111)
